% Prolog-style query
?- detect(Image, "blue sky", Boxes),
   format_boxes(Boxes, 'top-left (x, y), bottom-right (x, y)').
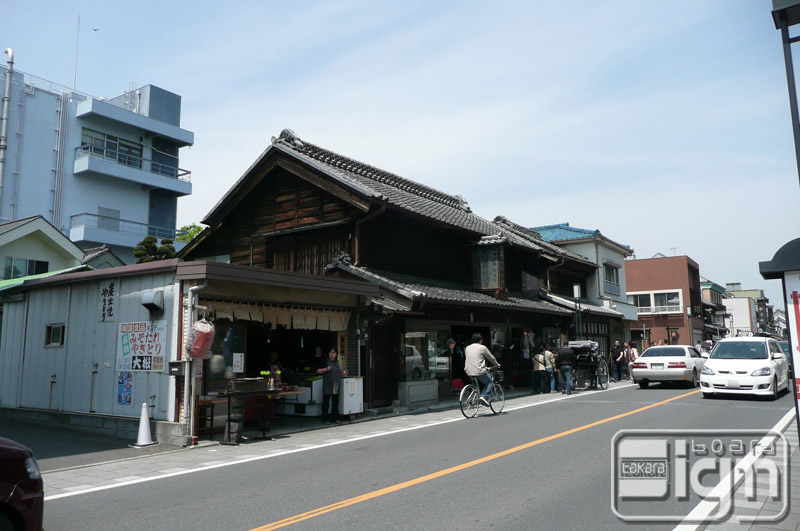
top-left (5, 0), bottom-right (798, 304)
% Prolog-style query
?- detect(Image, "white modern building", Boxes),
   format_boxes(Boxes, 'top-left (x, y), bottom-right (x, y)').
top-left (0, 50), bottom-right (194, 263)
top-left (722, 296), bottom-right (758, 337)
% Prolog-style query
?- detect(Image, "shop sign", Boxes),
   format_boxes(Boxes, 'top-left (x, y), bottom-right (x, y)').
top-left (99, 279), bottom-right (118, 322)
top-left (233, 352), bottom-right (245, 373)
top-left (117, 320), bottom-right (167, 372)
top-left (783, 271), bottom-right (800, 405)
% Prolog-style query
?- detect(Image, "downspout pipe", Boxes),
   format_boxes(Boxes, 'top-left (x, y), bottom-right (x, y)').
top-left (182, 281), bottom-right (207, 435)
top-left (0, 48), bottom-right (14, 219)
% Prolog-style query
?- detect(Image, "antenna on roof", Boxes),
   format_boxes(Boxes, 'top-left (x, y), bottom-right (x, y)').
top-left (670, 246), bottom-right (679, 256)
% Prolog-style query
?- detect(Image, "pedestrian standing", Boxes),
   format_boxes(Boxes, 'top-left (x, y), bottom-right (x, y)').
top-left (531, 346), bottom-right (546, 395)
top-left (610, 340), bottom-right (624, 382)
top-left (317, 347), bottom-right (346, 425)
top-left (627, 342), bottom-right (639, 380)
top-left (622, 342), bottom-right (630, 380)
top-left (556, 344), bottom-right (576, 395)
top-left (544, 344), bottom-right (556, 393)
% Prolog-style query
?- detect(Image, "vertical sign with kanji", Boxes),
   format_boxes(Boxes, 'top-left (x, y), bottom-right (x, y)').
top-left (99, 280), bottom-right (118, 322)
top-left (117, 320), bottom-right (167, 372)
top-left (783, 271), bottom-right (800, 405)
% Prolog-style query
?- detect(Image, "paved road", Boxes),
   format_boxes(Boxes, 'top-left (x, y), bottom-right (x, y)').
top-left (45, 384), bottom-right (794, 530)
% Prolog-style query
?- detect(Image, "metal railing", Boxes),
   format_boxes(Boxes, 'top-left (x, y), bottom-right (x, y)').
top-left (70, 213), bottom-right (186, 241)
top-left (604, 280), bottom-right (620, 295)
top-left (75, 144), bottom-right (191, 182)
top-left (637, 305), bottom-right (682, 315)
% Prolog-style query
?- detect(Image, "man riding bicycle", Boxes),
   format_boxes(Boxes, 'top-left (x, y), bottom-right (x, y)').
top-left (464, 333), bottom-right (501, 406)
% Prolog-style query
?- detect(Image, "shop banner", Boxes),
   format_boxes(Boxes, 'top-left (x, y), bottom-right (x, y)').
top-left (117, 321), bottom-right (167, 372)
top-left (783, 271), bottom-right (800, 405)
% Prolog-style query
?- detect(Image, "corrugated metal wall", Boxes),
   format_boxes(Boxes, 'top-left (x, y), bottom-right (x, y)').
top-left (0, 272), bottom-right (180, 420)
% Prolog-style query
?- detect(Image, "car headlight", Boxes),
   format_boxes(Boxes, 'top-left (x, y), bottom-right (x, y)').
top-left (701, 366), bottom-right (715, 375)
top-left (751, 367), bottom-right (771, 377)
top-left (24, 456), bottom-right (40, 479)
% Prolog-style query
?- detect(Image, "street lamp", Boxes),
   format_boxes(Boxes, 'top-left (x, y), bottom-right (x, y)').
top-left (773, 0), bottom-right (800, 187)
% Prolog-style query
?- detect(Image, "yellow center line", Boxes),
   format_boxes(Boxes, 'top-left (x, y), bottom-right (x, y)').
top-left (253, 389), bottom-right (701, 530)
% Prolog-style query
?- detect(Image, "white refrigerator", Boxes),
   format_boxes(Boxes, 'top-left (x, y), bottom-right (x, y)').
top-left (338, 377), bottom-right (364, 415)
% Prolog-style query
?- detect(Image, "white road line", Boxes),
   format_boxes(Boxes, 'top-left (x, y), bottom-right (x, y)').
top-left (673, 407), bottom-right (795, 531)
top-left (44, 382), bottom-right (635, 501)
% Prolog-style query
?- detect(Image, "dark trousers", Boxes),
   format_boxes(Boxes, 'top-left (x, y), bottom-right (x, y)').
top-left (613, 360), bottom-right (624, 381)
top-left (532, 370), bottom-right (544, 394)
top-left (322, 393), bottom-right (339, 422)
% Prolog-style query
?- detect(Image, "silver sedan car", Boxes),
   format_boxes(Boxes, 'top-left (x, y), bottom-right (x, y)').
top-left (631, 345), bottom-right (706, 388)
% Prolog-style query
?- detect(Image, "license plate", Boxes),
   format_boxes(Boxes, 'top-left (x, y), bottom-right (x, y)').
top-left (727, 380), bottom-right (740, 389)
top-left (651, 363), bottom-right (664, 370)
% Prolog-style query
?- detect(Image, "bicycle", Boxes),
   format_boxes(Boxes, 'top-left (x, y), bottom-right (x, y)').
top-left (459, 368), bottom-right (505, 417)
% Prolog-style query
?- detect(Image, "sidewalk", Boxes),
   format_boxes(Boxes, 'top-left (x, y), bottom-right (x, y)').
top-left (41, 381), bottom-right (633, 500)
top-left (703, 421), bottom-right (800, 531)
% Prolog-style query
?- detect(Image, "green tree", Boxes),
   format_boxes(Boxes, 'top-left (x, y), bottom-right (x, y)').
top-left (133, 236), bottom-right (177, 263)
top-left (176, 223), bottom-right (204, 242)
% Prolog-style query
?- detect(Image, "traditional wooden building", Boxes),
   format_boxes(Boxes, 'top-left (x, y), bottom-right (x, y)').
top-left (182, 129), bottom-right (622, 408)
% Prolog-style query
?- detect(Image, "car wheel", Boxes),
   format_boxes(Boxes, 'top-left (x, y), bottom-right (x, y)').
top-left (639, 380), bottom-right (649, 389)
top-left (702, 392), bottom-right (714, 399)
top-left (690, 370), bottom-right (698, 388)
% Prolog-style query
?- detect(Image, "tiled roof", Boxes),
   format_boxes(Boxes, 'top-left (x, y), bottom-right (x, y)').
top-left (0, 215), bottom-right (43, 236)
top-left (82, 245), bottom-right (111, 264)
top-left (328, 261), bottom-right (572, 316)
top-left (271, 130), bottom-right (595, 267)
top-left (532, 222), bottom-right (633, 254)
top-left (531, 223), bottom-right (600, 242)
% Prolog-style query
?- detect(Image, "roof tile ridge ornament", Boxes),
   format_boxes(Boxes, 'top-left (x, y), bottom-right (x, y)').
top-left (493, 215), bottom-right (543, 241)
top-left (324, 251), bottom-right (354, 274)
top-left (272, 129), bottom-right (473, 211)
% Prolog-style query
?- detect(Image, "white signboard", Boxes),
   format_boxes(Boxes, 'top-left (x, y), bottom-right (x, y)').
top-left (99, 279), bottom-right (118, 322)
top-left (117, 321), bottom-right (167, 372)
top-left (233, 352), bottom-right (245, 373)
top-left (782, 271), bottom-right (800, 404)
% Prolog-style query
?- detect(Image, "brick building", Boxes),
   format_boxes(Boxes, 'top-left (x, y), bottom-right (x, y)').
top-left (625, 255), bottom-right (705, 346)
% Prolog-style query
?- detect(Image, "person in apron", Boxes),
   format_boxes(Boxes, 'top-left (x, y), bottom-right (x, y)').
top-left (317, 347), bottom-right (345, 424)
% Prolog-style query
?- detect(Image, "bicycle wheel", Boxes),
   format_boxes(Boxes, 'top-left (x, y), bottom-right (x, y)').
top-left (596, 359), bottom-right (609, 390)
top-left (460, 385), bottom-right (479, 418)
top-left (489, 383), bottom-right (505, 414)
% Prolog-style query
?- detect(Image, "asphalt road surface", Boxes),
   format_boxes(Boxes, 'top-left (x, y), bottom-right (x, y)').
top-left (45, 383), bottom-right (794, 530)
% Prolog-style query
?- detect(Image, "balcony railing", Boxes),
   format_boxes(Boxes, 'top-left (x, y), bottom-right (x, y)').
top-left (604, 280), bottom-right (621, 296)
top-left (70, 213), bottom-right (186, 241)
top-left (75, 144), bottom-right (191, 182)
top-left (637, 305), bottom-right (682, 315)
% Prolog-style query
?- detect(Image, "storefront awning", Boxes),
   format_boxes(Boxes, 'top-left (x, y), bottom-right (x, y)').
top-left (177, 261), bottom-right (379, 297)
top-left (542, 293), bottom-right (624, 318)
top-left (199, 297), bottom-right (352, 331)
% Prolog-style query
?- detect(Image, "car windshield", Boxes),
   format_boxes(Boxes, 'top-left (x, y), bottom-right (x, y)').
top-left (710, 341), bottom-right (768, 360)
top-left (641, 347), bottom-right (685, 357)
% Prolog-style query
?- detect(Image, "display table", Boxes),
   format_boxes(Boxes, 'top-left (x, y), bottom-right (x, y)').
top-left (216, 389), bottom-right (305, 445)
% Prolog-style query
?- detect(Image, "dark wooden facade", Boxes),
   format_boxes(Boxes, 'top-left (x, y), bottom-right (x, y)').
top-left (185, 148), bottom-right (602, 406)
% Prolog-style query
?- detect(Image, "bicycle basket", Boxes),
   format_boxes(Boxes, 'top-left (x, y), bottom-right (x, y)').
top-left (493, 369), bottom-right (504, 382)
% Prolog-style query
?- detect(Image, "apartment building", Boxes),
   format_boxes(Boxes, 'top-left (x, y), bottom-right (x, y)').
top-left (0, 52), bottom-right (193, 263)
top-left (625, 254), bottom-right (705, 346)
top-left (725, 283), bottom-right (770, 334)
